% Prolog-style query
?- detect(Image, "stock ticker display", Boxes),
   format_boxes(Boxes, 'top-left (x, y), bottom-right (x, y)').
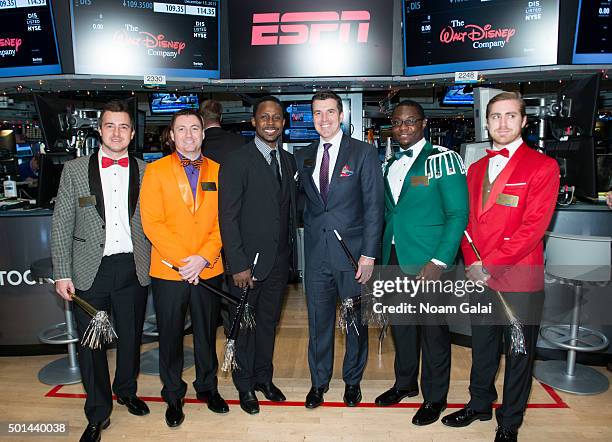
top-left (70, 0), bottom-right (219, 78)
top-left (0, 0), bottom-right (61, 77)
top-left (573, 0), bottom-right (612, 63)
top-left (403, 0), bottom-right (559, 75)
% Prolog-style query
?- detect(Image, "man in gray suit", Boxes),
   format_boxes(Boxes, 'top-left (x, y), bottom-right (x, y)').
top-left (51, 100), bottom-right (151, 442)
top-left (295, 91), bottom-right (384, 408)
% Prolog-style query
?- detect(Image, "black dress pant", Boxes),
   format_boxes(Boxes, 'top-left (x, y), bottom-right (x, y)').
top-left (389, 246), bottom-right (450, 403)
top-left (467, 289), bottom-right (545, 431)
top-left (230, 251), bottom-right (289, 392)
top-left (75, 253), bottom-right (147, 424)
top-left (152, 275), bottom-right (222, 402)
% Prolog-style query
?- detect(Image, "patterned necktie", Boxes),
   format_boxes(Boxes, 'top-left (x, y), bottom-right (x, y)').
top-left (180, 157), bottom-right (204, 169)
top-left (101, 156), bottom-right (129, 168)
top-left (270, 149), bottom-right (281, 186)
top-left (394, 148), bottom-right (414, 160)
top-left (486, 148), bottom-right (509, 158)
top-left (319, 143), bottom-right (332, 203)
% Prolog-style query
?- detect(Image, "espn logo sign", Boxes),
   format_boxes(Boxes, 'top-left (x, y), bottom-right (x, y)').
top-left (251, 11), bottom-right (371, 46)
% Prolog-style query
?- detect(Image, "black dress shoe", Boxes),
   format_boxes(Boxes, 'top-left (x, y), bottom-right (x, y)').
top-left (495, 427), bottom-right (518, 442)
top-left (239, 391), bottom-right (260, 415)
top-left (412, 401), bottom-right (447, 426)
top-left (79, 418), bottom-right (110, 442)
top-left (165, 400), bottom-right (185, 428)
top-left (255, 382), bottom-right (286, 402)
top-left (441, 407), bottom-right (492, 427)
top-left (305, 385), bottom-right (329, 409)
top-left (343, 384), bottom-right (362, 407)
top-left (375, 386), bottom-right (419, 406)
top-left (196, 390), bottom-right (229, 414)
top-left (117, 396), bottom-right (150, 416)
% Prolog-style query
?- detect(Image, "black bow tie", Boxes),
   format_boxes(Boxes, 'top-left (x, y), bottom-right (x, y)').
top-left (395, 149), bottom-right (413, 160)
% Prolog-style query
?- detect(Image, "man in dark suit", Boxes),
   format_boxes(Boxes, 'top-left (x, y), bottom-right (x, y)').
top-left (201, 99), bottom-right (246, 165)
top-left (51, 100), bottom-right (151, 442)
top-left (219, 96), bottom-right (297, 415)
top-left (295, 91), bottom-right (384, 408)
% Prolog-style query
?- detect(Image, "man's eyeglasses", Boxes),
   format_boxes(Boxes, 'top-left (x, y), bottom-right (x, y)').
top-left (390, 118), bottom-right (424, 127)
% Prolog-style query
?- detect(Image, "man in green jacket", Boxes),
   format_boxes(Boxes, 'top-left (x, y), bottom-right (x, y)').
top-left (375, 100), bottom-right (468, 427)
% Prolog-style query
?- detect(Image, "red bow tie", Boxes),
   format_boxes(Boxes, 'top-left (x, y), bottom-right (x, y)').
top-left (486, 148), bottom-right (510, 158)
top-left (101, 156), bottom-right (129, 168)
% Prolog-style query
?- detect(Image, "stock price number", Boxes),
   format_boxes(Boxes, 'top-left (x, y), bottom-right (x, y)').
top-left (421, 24), bottom-right (431, 32)
top-left (164, 3), bottom-right (184, 13)
top-left (91, 23), bottom-right (103, 30)
top-left (598, 7), bottom-right (610, 17)
top-left (123, 0), bottom-right (153, 9)
top-left (0, 0), bottom-right (17, 9)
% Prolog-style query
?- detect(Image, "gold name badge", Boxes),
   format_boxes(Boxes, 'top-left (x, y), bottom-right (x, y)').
top-left (410, 175), bottom-right (429, 186)
top-left (78, 195), bottom-right (97, 207)
top-left (496, 193), bottom-right (519, 207)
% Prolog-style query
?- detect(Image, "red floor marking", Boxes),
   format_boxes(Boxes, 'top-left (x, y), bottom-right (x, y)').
top-left (45, 381), bottom-right (570, 409)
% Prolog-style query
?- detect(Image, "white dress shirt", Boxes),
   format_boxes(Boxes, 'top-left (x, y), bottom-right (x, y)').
top-left (313, 129), bottom-right (343, 192)
top-left (387, 138), bottom-right (427, 204)
top-left (98, 150), bottom-right (133, 256)
top-left (387, 138), bottom-right (446, 268)
top-left (488, 137), bottom-right (523, 182)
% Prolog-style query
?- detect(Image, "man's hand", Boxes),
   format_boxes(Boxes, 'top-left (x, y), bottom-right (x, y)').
top-left (232, 269), bottom-right (254, 290)
top-left (417, 261), bottom-right (444, 281)
top-left (355, 256), bottom-right (375, 284)
top-left (55, 279), bottom-right (75, 301)
top-left (179, 255), bottom-right (208, 285)
top-left (606, 191), bottom-right (612, 210)
top-left (466, 260), bottom-right (490, 284)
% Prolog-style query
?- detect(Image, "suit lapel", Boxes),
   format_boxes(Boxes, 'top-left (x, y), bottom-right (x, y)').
top-left (327, 135), bottom-right (351, 200)
top-left (473, 160), bottom-right (487, 220)
top-left (128, 155), bottom-right (139, 220)
top-left (481, 144), bottom-right (528, 215)
top-left (194, 157), bottom-right (209, 213)
top-left (397, 142), bottom-right (432, 205)
top-left (88, 153), bottom-right (105, 222)
top-left (301, 143), bottom-right (323, 205)
top-left (171, 152), bottom-right (195, 214)
top-left (383, 157), bottom-right (397, 208)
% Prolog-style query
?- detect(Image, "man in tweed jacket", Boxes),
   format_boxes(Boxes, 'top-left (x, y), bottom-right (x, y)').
top-left (51, 100), bottom-right (151, 442)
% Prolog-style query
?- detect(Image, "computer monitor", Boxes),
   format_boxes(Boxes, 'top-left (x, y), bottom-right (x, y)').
top-left (545, 137), bottom-right (597, 199)
top-left (15, 143), bottom-right (33, 158)
top-left (142, 152), bottom-right (164, 163)
top-left (37, 152), bottom-right (76, 208)
top-left (0, 129), bottom-right (16, 154)
top-left (551, 74), bottom-right (601, 137)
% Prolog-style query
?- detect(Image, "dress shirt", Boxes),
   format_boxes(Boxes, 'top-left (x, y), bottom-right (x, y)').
top-left (313, 129), bottom-right (343, 192)
top-left (177, 151), bottom-right (202, 199)
top-left (387, 138), bottom-right (426, 204)
top-left (98, 149), bottom-right (133, 256)
top-left (487, 137), bottom-right (523, 182)
top-left (254, 135), bottom-right (282, 178)
top-left (387, 138), bottom-right (446, 268)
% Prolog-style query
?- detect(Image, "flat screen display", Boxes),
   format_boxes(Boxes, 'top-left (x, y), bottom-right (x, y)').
top-left (70, 0), bottom-right (220, 78)
top-left (572, 0), bottom-right (612, 64)
top-left (403, 0), bottom-right (559, 75)
top-left (283, 100), bottom-right (351, 142)
top-left (150, 93), bottom-right (199, 114)
top-left (228, 0), bottom-right (394, 78)
top-left (0, 0), bottom-right (61, 77)
top-left (142, 151), bottom-right (164, 163)
top-left (441, 85), bottom-right (473, 105)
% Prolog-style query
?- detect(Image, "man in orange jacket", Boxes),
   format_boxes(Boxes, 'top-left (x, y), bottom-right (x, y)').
top-left (140, 109), bottom-right (227, 427)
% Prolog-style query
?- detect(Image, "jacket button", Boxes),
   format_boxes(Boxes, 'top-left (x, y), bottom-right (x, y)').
top-left (99, 244), bottom-right (104, 248)
top-left (323, 229), bottom-right (326, 232)
top-left (101, 224), bottom-right (105, 229)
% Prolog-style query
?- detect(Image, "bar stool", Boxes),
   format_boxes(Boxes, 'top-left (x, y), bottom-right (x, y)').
top-left (30, 257), bottom-right (81, 385)
top-left (140, 288), bottom-right (195, 375)
top-left (534, 232), bottom-right (611, 395)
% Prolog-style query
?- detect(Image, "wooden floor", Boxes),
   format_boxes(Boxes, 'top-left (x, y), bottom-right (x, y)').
top-left (1, 284), bottom-right (611, 441)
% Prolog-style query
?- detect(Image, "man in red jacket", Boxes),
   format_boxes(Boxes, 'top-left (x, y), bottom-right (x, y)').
top-left (441, 92), bottom-right (559, 442)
